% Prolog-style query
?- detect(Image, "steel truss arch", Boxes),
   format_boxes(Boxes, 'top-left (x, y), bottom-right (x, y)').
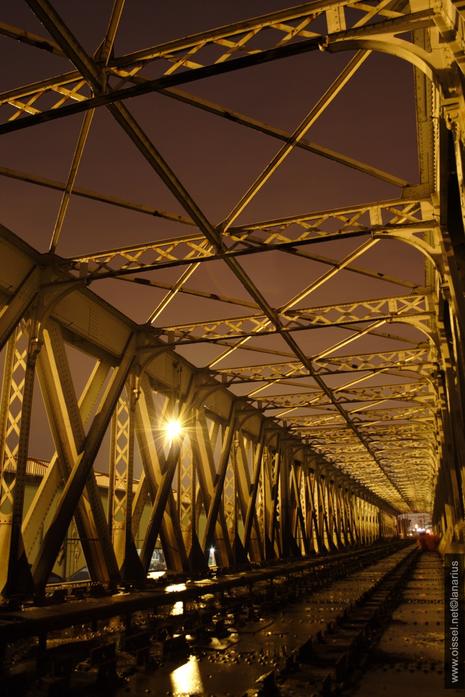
top-left (1, 0), bottom-right (465, 600)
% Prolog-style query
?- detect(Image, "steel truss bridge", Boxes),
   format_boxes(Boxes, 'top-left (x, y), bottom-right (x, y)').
top-left (0, 0), bottom-right (464, 601)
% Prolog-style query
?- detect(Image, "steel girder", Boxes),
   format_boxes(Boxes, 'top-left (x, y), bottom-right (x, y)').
top-left (0, 0), bottom-right (462, 133)
top-left (1, 0), bottom-right (465, 597)
top-left (0, 228), bottom-right (388, 598)
top-left (157, 293), bottom-right (434, 343)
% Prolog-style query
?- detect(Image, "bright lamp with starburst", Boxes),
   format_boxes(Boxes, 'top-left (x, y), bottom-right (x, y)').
top-left (165, 418), bottom-right (183, 441)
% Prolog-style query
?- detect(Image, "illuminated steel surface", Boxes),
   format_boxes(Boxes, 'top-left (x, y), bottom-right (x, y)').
top-left (0, 0), bottom-right (464, 605)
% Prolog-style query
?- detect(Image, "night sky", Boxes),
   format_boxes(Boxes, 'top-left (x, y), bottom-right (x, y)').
top-left (0, 1), bottom-right (425, 473)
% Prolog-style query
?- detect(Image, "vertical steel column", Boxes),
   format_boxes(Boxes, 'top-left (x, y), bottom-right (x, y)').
top-left (270, 449), bottom-right (282, 558)
top-left (344, 488), bottom-right (356, 545)
top-left (347, 492), bottom-right (359, 545)
top-left (435, 120), bottom-right (465, 538)
top-left (307, 468), bottom-right (323, 553)
top-left (261, 447), bottom-right (281, 559)
top-left (140, 435), bottom-right (183, 572)
top-left (368, 503), bottom-right (375, 542)
top-left (108, 391), bottom-right (130, 560)
top-left (178, 422), bottom-right (194, 548)
top-left (301, 463), bottom-right (314, 553)
top-left (223, 431), bottom-right (237, 558)
top-left (202, 412), bottom-right (236, 564)
top-left (435, 370), bottom-right (464, 538)
top-left (360, 499), bottom-right (367, 543)
top-left (314, 471), bottom-right (326, 552)
top-left (32, 333), bottom-right (136, 591)
top-left (135, 377), bottom-right (188, 572)
top-left (261, 447), bottom-right (272, 559)
top-left (23, 360), bottom-right (111, 573)
top-left (328, 479), bottom-right (342, 549)
top-left (234, 430), bottom-right (260, 564)
top-left (241, 429), bottom-right (265, 563)
top-left (292, 462), bottom-right (310, 556)
top-left (0, 323), bottom-right (38, 597)
top-left (279, 448), bottom-right (291, 557)
top-left (318, 476), bottom-right (333, 551)
top-left (333, 480), bottom-right (348, 547)
top-left (356, 499), bottom-right (362, 543)
top-left (108, 375), bottom-right (145, 581)
top-left (37, 322), bottom-right (119, 586)
top-left (189, 410), bottom-right (231, 569)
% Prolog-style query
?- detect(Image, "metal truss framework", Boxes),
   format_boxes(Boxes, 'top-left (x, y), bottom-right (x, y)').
top-left (0, 0), bottom-right (465, 598)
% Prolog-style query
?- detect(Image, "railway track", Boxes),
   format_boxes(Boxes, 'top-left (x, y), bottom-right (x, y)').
top-left (0, 541), bottom-right (418, 696)
top-left (349, 552), bottom-right (453, 697)
top-left (116, 542), bottom-right (419, 697)
top-left (259, 543), bottom-right (420, 696)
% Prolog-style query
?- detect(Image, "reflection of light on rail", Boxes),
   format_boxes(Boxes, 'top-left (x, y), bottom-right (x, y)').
top-left (165, 582), bottom-right (187, 593)
top-left (171, 600), bottom-right (184, 616)
top-left (147, 570), bottom-right (165, 580)
top-left (170, 655), bottom-right (203, 695)
top-left (164, 582), bottom-right (187, 618)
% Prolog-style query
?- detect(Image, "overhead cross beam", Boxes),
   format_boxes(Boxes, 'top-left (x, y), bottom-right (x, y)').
top-left (68, 198), bottom-right (436, 280)
top-left (216, 345), bottom-right (438, 383)
top-left (258, 380), bottom-right (436, 409)
top-left (159, 293), bottom-right (433, 344)
top-left (1, 1), bottom-right (441, 135)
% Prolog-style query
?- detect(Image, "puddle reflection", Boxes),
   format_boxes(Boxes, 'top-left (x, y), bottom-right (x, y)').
top-left (170, 655), bottom-right (203, 695)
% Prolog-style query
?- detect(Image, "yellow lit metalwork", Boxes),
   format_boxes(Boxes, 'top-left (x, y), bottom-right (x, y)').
top-left (2, 0), bottom-right (465, 600)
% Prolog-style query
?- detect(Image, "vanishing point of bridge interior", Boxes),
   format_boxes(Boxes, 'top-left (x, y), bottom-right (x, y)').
top-left (0, 1), bottom-right (464, 695)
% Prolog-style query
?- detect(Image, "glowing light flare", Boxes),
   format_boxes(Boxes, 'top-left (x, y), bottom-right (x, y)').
top-left (165, 418), bottom-right (183, 441)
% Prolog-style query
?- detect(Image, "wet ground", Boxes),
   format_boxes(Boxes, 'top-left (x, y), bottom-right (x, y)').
top-left (349, 552), bottom-right (462, 697)
top-left (7, 546), bottom-right (454, 697)
top-left (113, 548), bottom-right (413, 697)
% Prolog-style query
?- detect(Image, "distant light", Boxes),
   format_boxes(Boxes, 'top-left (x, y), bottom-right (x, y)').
top-left (209, 546), bottom-right (215, 555)
top-left (165, 418), bottom-right (183, 441)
